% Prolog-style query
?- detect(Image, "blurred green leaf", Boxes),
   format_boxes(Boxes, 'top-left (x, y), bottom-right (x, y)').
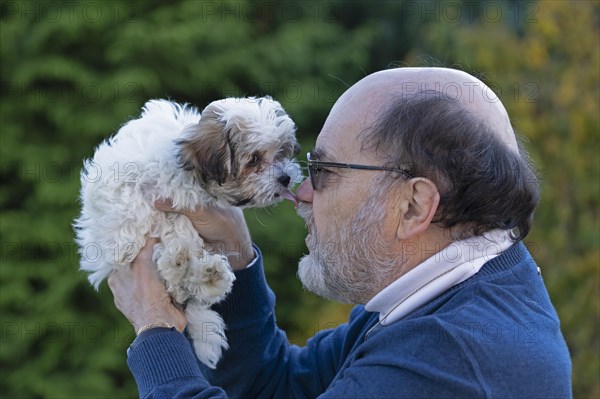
top-left (1, 0), bottom-right (597, 397)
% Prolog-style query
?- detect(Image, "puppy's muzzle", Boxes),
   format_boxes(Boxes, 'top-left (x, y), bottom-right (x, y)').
top-left (275, 173), bottom-right (297, 204)
top-left (278, 174), bottom-right (291, 187)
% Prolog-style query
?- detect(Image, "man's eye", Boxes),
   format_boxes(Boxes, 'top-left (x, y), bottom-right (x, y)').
top-left (313, 169), bottom-right (331, 180)
top-left (316, 168), bottom-right (335, 189)
top-left (314, 166), bottom-right (333, 174)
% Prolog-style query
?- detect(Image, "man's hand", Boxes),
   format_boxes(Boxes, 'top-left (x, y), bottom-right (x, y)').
top-left (108, 238), bottom-right (187, 334)
top-left (155, 200), bottom-right (255, 270)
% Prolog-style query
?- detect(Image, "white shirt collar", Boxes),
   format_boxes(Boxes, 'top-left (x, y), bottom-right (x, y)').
top-left (365, 230), bottom-right (514, 325)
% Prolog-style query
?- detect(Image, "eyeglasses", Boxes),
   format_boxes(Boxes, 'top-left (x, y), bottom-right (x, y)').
top-left (306, 152), bottom-right (412, 191)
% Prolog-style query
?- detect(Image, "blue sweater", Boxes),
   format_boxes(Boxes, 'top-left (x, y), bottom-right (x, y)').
top-left (127, 242), bottom-right (572, 398)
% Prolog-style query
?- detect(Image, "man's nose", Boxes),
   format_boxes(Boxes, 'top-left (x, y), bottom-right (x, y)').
top-left (295, 178), bottom-right (313, 203)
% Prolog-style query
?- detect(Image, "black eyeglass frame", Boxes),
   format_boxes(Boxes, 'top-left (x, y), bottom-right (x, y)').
top-left (306, 152), bottom-right (413, 191)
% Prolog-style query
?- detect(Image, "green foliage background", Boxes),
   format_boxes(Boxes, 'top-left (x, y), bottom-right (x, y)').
top-left (1, 1), bottom-right (598, 397)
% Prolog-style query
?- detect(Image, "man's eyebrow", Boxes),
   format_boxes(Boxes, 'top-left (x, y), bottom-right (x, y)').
top-left (310, 148), bottom-right (328, 161)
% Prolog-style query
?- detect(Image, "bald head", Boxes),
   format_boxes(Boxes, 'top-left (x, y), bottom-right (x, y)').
top-left (319, 66), bottom-right (539, 240)
top-left (332, 67), bottom-right (518, 153)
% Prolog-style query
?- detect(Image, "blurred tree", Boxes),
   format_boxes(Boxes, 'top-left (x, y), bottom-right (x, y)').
top-left (0, 0), bottom-right (374, 396)
top-left (1, 0), bottom-right (597, 397)
top-left (406, 1), bottom-right (600, 396)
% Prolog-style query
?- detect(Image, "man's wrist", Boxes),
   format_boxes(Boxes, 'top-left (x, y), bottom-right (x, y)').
top-left (207, 240), bottom-right (255, 270)
top-left (131, 310), bottom-right (187, 334)
top-left (136, 322), bottom-right (174, 336)
top-left (228, 242), bottom-right (256, 270)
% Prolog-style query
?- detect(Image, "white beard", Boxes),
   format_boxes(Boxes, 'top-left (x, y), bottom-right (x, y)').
top-left (296, 193), bottom-right (398, 304)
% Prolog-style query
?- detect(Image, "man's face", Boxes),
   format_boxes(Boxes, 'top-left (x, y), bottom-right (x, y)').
top-left (295, 90), bottom-right (398, 304)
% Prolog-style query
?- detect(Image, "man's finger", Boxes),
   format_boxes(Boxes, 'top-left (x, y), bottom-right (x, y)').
top-left (107, 272), bottom-right (116, 290)
top-left (132, 237), bottom-right (160, 268)
top-left (154, 199), bottom-right (175, 212)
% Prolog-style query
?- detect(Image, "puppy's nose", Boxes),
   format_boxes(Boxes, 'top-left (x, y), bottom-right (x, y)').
top-left (278, 174), bottom-right (291, 187)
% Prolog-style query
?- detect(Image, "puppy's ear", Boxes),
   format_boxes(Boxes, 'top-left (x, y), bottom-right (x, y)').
top-left (258, 95), bottom-right (273, 104)
top-left (177, 105), bottom-right (231, 185)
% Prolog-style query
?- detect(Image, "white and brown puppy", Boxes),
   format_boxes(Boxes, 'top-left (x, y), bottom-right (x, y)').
top-left (74, 97), bottom-right (301, 368)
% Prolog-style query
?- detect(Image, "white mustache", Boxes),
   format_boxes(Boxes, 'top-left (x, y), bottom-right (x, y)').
top-left (296, 202), bottom-right (314, 227)
top-left (296, 202), bottom-right (318, 250)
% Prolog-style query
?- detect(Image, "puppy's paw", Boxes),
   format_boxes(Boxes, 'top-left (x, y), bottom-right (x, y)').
top-left (188, 253), bottom-right (235, 304)
top-left (186, 301), bottom-right (228, 369)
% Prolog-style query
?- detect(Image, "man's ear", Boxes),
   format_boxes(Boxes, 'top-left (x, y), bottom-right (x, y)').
top-left (396, 178), bottom-right (440, 240)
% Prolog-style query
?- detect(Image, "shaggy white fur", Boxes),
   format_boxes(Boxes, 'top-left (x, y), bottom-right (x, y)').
top-left (74, 97), bottom-right (301, 368)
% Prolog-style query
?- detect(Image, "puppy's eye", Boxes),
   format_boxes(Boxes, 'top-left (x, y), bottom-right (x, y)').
top-left (247, 154), bottom-right (262, 167)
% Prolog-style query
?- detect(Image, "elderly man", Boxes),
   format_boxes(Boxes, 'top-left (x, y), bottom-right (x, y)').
top-left (108, 68), bottom-right (572, 398)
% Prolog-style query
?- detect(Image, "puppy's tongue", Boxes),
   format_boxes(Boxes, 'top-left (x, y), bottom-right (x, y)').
top-left (280, 188), bottom-right (297, 206)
